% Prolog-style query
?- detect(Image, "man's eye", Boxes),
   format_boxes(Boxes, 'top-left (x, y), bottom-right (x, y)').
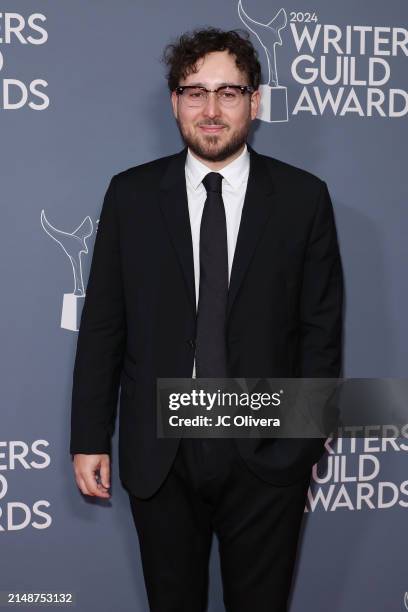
top-left (220, 90), bottom-right (237, 99)
top-left (188, 90), bottom-right (205, 98)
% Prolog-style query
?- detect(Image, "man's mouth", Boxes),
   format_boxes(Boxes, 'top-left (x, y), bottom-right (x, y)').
top-left (198, 125), bottom-right (225, 133)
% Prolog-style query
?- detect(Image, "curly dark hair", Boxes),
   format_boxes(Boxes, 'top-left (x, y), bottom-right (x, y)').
top-left (161, 27), bottom-right (261, 91)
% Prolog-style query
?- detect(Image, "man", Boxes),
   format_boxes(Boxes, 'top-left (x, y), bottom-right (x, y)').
top-left (70, 27), bottom-right (343, 612)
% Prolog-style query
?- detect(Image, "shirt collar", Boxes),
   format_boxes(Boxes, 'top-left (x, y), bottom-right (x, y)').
top-left (185, 143), bottom-right (249, 192)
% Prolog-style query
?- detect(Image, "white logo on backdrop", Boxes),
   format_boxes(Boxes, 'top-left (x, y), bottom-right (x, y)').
top-left (0, 440), bottom-right (51, 532)
top-left (238, 1), bottom-right (288, 122)
top-left (404, 591), bottom-right (408, 611)
top-left (41, 210), bottom-right (95, 332)
top-left (237, 2), bottom-right (408, 118)
top-left (0, 12), bottom-right (49, 110)
top-left (305, 434), bottom-right (408, 513)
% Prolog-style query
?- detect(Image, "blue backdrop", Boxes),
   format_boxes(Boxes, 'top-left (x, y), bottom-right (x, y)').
top-left (1, 1), bottom-right (407, 610)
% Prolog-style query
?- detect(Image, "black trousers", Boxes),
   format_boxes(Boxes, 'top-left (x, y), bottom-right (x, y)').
top-left (128, 437), bottom-right (311, 612)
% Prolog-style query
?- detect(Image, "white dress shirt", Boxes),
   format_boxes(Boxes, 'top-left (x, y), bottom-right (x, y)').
top-left (185, 143), bottom-right (250, 377)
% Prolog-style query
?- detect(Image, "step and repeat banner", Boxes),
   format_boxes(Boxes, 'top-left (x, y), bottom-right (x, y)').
top-left (2, 1), bottom-right (407, 611)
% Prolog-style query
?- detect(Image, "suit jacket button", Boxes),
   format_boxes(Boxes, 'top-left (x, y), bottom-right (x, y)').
top-left (188, 339), bottom-right (196, 349)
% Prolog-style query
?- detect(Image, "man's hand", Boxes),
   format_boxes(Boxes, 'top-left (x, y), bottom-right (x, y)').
top-left (72, 454), bottom-right (111, 498)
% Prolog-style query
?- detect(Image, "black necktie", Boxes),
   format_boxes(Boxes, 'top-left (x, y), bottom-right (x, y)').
top-left (195, 172), bottom-right (228, 378)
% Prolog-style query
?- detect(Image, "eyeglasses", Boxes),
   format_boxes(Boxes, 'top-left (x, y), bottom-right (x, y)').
top-left (175, 84), bottom-right (255, 108)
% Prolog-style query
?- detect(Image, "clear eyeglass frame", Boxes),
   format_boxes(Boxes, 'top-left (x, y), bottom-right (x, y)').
top-left (175, 84), bottom-right (255, 108)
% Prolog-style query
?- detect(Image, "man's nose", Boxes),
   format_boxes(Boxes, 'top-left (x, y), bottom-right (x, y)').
top-left (202, 92), bottom-right (221, 117)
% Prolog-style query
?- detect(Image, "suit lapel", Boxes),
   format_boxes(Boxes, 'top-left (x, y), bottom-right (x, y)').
top-left (227, 145), bottom-right (276, 319)
top-left (158, 147), bottom-right (196, 312)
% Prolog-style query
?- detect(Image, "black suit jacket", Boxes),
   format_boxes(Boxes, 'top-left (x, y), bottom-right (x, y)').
top-left (70, 144), bottom-right (343, 498)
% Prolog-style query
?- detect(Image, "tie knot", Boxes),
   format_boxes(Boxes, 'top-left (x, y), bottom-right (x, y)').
top-left (202, 172), bottom-right (223, 194)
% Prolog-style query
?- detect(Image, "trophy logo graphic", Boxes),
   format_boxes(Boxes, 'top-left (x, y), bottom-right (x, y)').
top-left (238, 1), bottom-right (288, 122)
top-left (41, 210), bottom-right (95, 331)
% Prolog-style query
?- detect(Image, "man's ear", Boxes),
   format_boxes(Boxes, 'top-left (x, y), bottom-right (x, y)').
top-left (171, 90), bottom-right (178, 120)
top-left (250, 89), bottom-right (260, 120)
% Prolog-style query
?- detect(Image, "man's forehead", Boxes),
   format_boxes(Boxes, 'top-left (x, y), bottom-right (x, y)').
top-left (181, 53), bottom-right (246, 85)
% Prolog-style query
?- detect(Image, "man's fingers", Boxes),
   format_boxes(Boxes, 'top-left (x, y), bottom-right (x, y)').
top-left (99, 459), bottom-right (110, 489)
top-left (82, 469), bottom-right (110, 498)
top-left (77, 475), bottom-right (92, 496)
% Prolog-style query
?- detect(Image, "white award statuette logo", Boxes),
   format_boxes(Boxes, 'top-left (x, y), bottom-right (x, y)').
top-left (238, 1), bottom-right (288, 122)
top-left (41, 210), bottom-right (94, 331)
top-left (404, 591), bottom-right (408, 611)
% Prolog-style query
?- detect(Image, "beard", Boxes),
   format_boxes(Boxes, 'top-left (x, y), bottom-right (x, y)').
top-left (176, 115), bottom-right (252, 163)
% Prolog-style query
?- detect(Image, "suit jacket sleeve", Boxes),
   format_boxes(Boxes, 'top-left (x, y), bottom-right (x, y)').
top-left (70, 175), bottom-right (126, 455)
top-left (299, 180), bottom-right (343, 378)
